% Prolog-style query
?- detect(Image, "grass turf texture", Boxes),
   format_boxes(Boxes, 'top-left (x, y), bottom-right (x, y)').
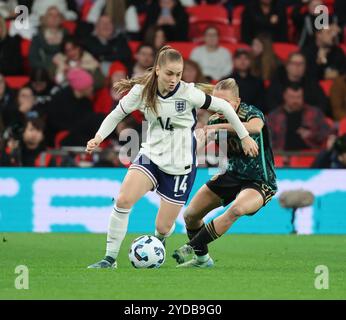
top-left (0, 233), bottom-right (345, 300)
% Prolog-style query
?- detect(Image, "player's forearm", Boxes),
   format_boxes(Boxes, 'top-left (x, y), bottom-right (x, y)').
top-left (209, 97), bottom-right (249, 139)
top-left (95, 107), bottom-right (126, 141)
top-left (209, 122), bottom-right (262, 134)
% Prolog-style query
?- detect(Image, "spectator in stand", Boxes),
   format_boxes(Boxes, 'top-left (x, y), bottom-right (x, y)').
top-left (330, 73), bottom-right (346, 121)
top-left (266, 52), bottom-right (329, 114)
top-left (250, 33), bottom-right (281, 81)
top-left (51, 36), bottom-right (105, 90)
top-left (5, 87), bottom-right (40, 128)
top-left (0, 16), bottom-right (24, 75)
top-left (267, 83), bottom-right (332, 151)
top-left (292, 0), bottom-right (338, 47)
top-left (29, 6), bottom-right (68, 70)
top-left (190, 26), bottom-right (233, 81)
top-left (182, 59), bottom-right (207, 83)
top-left (84, 15), bottom-right (132, 76)
top-left (144, 26), bottom-right (168, 54)
top-left (241, 0), bottom-right (288, 44)
top-left (83, 0), bottom-right (140, 39)
top-left (312, 134), bottom-right (346, 169)
top-left (45, 68), bottom-right (104, 147)
top-left (0, 118), bottom-right (51, 167)
top-left (29, 68), bottom-right (55, 106)
top-left (144, 0), bottom-right (189, 41)
top-left (302, 27), bottom-right (346, 80)
top-left (0, 73), bottom-right (17, 128)
top-left (131, 44), bottom-right (155, 78)
top-left (224, 48), bottom-right (266, 112)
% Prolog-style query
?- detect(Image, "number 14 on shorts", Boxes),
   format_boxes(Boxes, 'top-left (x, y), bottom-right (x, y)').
top-left (174, 175), bottom-right (188, 196)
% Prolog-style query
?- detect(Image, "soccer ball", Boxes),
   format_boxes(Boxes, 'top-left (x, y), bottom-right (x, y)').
top-left (128, 235), bottom-right (166, 268)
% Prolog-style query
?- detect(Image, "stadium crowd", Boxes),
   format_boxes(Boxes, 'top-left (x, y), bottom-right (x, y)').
top-left (0, 0), bottom-right (346, 168)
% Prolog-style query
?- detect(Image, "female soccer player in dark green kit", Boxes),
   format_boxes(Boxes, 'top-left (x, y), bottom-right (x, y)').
top-left (172, 78), bottom-right (277, 267)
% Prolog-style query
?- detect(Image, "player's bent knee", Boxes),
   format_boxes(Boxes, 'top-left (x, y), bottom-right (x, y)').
top-left (183, 209), bottom-right (196, 225)
top-left (116, 193), bottom-right (133, 209)
top-left (228, 205), bottom-right (246, 220)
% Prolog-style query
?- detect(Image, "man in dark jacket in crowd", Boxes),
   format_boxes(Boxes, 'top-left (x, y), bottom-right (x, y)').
top-left (267, 83), bottom-right (332, 151)
top-left (266, 52), bottom-right (330, 114)
top-left (84, 15), bottom-right (132, 75)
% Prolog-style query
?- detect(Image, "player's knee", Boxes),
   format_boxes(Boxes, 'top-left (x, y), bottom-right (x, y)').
top-left (116, 193), bottom-right (133, 209)
top-left (183, 209), bottom-right (196, 226)
top-left (228, 205), bottom-right (245, 220)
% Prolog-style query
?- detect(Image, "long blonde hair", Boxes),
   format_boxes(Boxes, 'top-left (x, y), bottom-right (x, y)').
top-left (113, 46), bottom-right (183, 115)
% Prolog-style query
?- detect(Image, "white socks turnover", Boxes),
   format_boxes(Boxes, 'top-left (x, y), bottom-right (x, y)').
top-left (105, 206), bottom-right (131, 259)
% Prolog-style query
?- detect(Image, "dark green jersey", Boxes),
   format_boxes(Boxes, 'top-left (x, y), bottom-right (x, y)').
top-left (208, 103), bottom-right (277, 191)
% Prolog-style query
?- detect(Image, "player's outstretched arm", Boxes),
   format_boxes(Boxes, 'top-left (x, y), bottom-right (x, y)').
top-left (85, 107), bottom-right (127, 154)
top-left (208, 96), bottom-right (259, 157)
top-left (85, 84), bottom-right (142, 154)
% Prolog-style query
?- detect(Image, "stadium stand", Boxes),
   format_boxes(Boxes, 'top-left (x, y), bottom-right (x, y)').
top-left (1, 1), bottom-right (345, 169)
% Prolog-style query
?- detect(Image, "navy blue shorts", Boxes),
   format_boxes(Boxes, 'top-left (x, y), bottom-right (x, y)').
top-left (129, 154), bottom-right (196, 205)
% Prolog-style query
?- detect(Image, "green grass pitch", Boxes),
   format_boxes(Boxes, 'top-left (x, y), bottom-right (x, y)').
top-left (0, 233), bottom-right (345, 300)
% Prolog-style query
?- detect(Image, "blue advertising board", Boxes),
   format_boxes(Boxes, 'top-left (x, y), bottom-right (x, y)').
top-left (0, 168), bottom-right (345, 234)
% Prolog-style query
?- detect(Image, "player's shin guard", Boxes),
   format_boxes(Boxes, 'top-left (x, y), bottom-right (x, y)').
top-left (105, 206), bottom-right (131, 260)
top-left (155, 222), bottom-right (175, 241)
top-left (188, 220), bottom-right (220, 253)
top-left (186, 224), bottom-right (209, 257)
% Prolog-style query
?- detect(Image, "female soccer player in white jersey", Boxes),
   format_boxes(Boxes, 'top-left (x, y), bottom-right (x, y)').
top-left (86, 46), bottom-right (258, 268)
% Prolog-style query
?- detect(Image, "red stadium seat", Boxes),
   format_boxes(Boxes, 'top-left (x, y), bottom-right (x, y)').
top-left (187, 5), bottom-right (229, 40)
top-left (187, 5), bottom-right (229, 25)
top-left (21, 38), bottom-right (31, 58)
top-left (339, 117), bottom-right (346, 136)
top-left (290, 155), bottom-right (316, 168)
top-left (319, 79), bottom-right (333, 96)
top-left (62, 21), bottom-right (77, 34)
top-left (286, 5), bottom-right (296, 42)
top-left (273, 43), bottom-right (299, 62)
top-left (231, 5), bottom-right (245, 41)
top-left (5, 76), bottom-right (29, 89)
top-left (54, 131), bottom-right (70, 148)
top-left (274, 155), bottom-right (285, 167)
top-left (80, 0), bottom-right (93, 20)
top-left (167, 42), bottom-right (197, 59)
top-left (340, 44), bottom-right (346, 55)
top-left (128, 41), bottom-right (141, 57)
top-left (138, 12), bottom-right (147, 28)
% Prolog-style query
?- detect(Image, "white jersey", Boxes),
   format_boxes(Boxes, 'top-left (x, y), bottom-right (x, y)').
top-left (96, 81), bottom-right (249, 175)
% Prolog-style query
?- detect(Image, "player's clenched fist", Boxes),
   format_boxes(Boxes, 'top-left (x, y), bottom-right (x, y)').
top-left (241, 135), bottom-right (259, 157)
top-left (85, 135), bottom-right (102, 154)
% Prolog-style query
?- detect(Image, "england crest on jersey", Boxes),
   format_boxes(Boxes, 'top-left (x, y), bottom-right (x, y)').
top-left (175, 100), bottom-right (186, 113)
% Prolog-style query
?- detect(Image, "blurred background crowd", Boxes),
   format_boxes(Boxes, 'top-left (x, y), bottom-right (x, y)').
top-left (0, 0), bottom-right (346, 169)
